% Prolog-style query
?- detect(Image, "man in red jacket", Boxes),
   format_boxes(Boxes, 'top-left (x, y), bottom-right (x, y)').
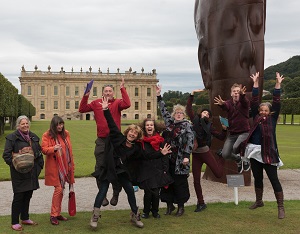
top-left (79, 78), bottom-right (131, 206)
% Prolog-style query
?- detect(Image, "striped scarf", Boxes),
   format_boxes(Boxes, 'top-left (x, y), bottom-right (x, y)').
top-left (56, 138), bottom-right (72, 188)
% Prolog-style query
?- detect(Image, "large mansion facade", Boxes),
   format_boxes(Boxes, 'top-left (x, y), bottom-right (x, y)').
top-left (19, 65), bottom-right (159, 121)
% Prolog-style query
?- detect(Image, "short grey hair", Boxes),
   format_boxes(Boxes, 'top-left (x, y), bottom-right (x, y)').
top-left (171, 104), bottom-right (186, 118)
top-left (16, 115), bottom-right (30, 129)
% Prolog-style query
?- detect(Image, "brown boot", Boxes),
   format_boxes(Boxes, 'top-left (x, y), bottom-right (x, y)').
top-left (164, 203), bottom-right (175, 215)
top-left (90, 207), bottom-right (101, 229)
top-left (130, 209), bottom-right (144, 228)
top-left (102, 197), bottom-right (109, 206)
top-left (275, 191), bottom-right (285, 219)
top-left (175, 205), bottom-right (184, 217)
top-left (249, 188), bottom-right (264, 209)
top-left (110, 192), bottom-right (119, 206)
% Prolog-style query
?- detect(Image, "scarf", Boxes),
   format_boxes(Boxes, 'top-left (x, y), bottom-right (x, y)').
top-left (18, 130), bottom-right (31, 142)
top-left (55, 137), bottom-right (72, 188)
top-left (143, 133), bottom-right (164, 151)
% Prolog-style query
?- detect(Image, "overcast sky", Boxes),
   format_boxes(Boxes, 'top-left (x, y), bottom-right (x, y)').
top-left (1, 0), bottom-right (299, 94)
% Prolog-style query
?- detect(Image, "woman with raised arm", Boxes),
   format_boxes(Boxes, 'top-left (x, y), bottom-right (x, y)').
top-left (186, 89), bottom-right (227, 212)
top-left (156, 84), bottom-right (194, 217)
top-left (241, 72), bottom-right (285, 219)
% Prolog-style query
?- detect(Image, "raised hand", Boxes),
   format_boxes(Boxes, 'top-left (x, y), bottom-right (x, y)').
top-left (120, 77), bottom-right (125, 89)
top-left (100, 96), bottom-right (109, 110)
top-left (191, 89), bottom-right (205, 95)
top-left (214, 95), bottom-right (225, 105)
top-left (250, 72), bottom-right (260, 88)
top-left (160, 143), bottom-right (172, 155)
top-left (156, 84), bottom-right (162, 96)
top-left (240, 86), bottom-right (247, 95)
top-left (275, 72), bottom-right (284, 89)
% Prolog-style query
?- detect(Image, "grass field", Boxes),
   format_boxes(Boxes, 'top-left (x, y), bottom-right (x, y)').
top-left (0, 201), bottom-right (300, 233)
top-left (0, 118), bottom-right (299, 181)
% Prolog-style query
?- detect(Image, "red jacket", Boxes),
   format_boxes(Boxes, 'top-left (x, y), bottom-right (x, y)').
top-left (41, 130), bottom-right (75, 186)
top-left (78, 87), bottom-right (131, 137)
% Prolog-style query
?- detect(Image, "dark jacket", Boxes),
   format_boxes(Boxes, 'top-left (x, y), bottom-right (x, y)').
top-left (241, 87), bottom-right (281, 164)
top-left (3, 130), bottom-right (44, 193)
top-left (187, 94), bottom-right (227, 147)
top-left (218, 94), bottom-right (250, 134)
top-left (138, 141), bottom-right (174, 190)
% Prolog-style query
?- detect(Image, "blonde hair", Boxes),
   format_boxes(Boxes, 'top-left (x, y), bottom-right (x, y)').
top-left (231, 83), bottom-right (241, 91)
top-left (123, 124), bottom-right (143, 141)
top-left (171, 104), bottom-right (186, 118)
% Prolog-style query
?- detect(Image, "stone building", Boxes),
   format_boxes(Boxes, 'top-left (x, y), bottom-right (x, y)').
top-left (19, 65), bottom-right (159, 121)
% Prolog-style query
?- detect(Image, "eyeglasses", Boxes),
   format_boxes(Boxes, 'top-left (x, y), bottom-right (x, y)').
top-left (175, 112), bottom-right (184, 115)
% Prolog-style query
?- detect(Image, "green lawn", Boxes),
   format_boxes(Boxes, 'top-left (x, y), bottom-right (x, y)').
top-left (0, 120), bottom-right (300, 180)
top-left (0, 201), bottom-right (299, 233)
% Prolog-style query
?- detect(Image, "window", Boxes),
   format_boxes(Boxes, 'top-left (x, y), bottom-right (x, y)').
top-left (27, 86), bottom-right (32, 95)
top-left (54, 101), bottom-right (58, 109)
top-left (93, 87), bottom-right (97, 96)
top-left (66, 101), bottom-right (70, 109)
top-left (75, 101), bottom-right (79, 109)
top-left (135, 114), bottom-right (139, 120)
top-left (147, 88), bottom-right (151, 96)
top-left (147, 102), bottom-right (151, 110)
top-left (54, 86), bottom-right (58, 95)
top-left (66, 86), bottom-right (70, 96)
top-left (41, 86), bottom-right (45, 95)
top-left (147, 114), bottom-right (151, 118)
top-left (135, 102), bottom-right (139, 110)
top-left (40, 101), bottom-right (45, 109)
top-left (135, 88), bottom-right (138, 96)
top-left (75, 86), bottom-right (79, 96)
top-left (40, 114), bottom-right (45, 119)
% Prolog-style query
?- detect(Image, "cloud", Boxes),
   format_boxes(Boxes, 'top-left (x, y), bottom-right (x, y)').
top-left (0, 0), bottom-right (299, 94)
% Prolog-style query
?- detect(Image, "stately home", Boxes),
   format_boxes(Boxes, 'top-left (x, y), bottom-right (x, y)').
top-left (19, 65), bottom-right (159, 121)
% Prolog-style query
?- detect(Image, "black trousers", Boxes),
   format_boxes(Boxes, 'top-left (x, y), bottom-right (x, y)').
top-left (11, 190), bottom-right (33, 225)
top-left (250, 158), bottom-right (283, 192)
top-left (143, 188), bottom-right (160, 214)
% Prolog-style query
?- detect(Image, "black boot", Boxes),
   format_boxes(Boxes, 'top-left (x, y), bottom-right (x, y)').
top-left (175, 204), bottom-right (184, 217)
top-left (164, 203), bottom-right (175, 215)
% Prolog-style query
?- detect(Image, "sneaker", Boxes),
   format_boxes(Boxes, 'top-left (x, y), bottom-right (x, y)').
top-left (243, 160), bottom-right (251, 172)
top-left (236, 159), bottom-right (243, 174)
top-left (194, 203), bottom-right (207, 212)
top-left (152, 213), bottom-right (161, 218)
top-left (50, 216), bottom-right (59, 225)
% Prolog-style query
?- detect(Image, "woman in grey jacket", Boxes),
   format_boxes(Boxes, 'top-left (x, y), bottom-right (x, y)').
top-left (156, 85), bottom-right (194, 217)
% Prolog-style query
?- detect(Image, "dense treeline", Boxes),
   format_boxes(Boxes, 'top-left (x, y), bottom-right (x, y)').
top-left (0, 73), bottom-right (35, 135)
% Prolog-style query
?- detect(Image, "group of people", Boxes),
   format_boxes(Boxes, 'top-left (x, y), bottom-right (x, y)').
top-left (2, 71), bottom-right (286, 231)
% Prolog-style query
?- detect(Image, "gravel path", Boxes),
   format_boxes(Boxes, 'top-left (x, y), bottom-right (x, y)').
top-left (0, 169), bottom-right (299, 216)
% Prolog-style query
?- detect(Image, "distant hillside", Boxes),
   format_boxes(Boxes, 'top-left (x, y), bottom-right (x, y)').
top-left (264, 55), bottom-right (300, 80)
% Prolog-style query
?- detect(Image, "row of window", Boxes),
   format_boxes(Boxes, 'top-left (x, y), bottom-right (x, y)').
top-left (40, 101), bottom-right (151, 110)
top-left (28, 86), bottom-right (152, 97)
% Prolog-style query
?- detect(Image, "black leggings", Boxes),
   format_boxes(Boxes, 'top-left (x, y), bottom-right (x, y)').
top-left (250, 158), bottom-right (283, 192)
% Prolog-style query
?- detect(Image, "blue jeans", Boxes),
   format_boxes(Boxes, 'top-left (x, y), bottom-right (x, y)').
top-left (94, 173), bottom-right (138, 213)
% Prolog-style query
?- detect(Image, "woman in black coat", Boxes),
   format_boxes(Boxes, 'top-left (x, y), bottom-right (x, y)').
top-left (90, 97), bottom-right (172, 229)
top-left (2, 115), bottom-right (44, 231)
top-left (138, 118), bottom-right (173, 219)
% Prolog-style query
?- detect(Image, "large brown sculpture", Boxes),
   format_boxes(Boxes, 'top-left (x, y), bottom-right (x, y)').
top-left (194, 0), bottom-right (266, 185)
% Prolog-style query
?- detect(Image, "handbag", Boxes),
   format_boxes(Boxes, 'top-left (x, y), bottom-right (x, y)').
top-left (68, 184), bottom-right (76, 216)
top-left (12, 146), bottom-right (34, 173)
